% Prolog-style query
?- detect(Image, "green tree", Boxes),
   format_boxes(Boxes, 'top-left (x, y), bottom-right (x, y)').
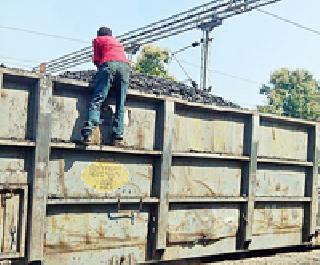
top-left (135, 44), bottom-right (175, 80)
top-left (258, 68), bottom-right (320, 121)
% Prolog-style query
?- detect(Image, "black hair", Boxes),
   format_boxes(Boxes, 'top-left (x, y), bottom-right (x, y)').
top-left (97, 27), bottom-right (112, 36)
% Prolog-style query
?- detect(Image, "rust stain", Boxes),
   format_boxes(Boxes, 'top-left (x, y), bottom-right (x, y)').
top-left (147, 166), bottom-right (152, 181)
top-left (1, 91), bottom-right (7, 99)
top-left (127, 109), bottom-right (132, 127)
top-left (59, 159), bottom-right (67, 196)
top-left (53, 98), bottom-right (65, 112)
top-left (45, 242), bottom-right (146, 254)
top-left (256, 180), bottom-right (260, 188)
top-left (85, 234), bottom-right (91, 245)
top-left (254, 207), bottom-right (302, 235)
top-left (51, 216), bottom-right (58, 232)
top-left (92, 127), bottom-right (101, 145)
top-left (272, 127), bottom-right (276, 141)
top-left (45, 235), bottom-right (144, 252)
top-left (174, 117), bottom-right (179, 148)
top-left (98, 226), bottom-right (105, 240)
top-left (193, 179), bottom-right (216, 196)
top-left (274, 182), bottom-right (289, 194)
top-left (136, 126), bottom-right (145, 149)
top-left (168, 232), bottom-right (236, 244)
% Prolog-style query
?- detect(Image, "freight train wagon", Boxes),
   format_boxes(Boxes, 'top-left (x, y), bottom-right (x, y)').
top-left (0, 67), bottom-right (319, 264)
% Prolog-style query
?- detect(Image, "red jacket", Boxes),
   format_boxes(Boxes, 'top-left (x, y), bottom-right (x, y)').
top-left (93, 36), bottom-right (128, 66)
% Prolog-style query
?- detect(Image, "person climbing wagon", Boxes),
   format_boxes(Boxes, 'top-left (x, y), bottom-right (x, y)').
top-left (81, 26), bottom-right (130, 145)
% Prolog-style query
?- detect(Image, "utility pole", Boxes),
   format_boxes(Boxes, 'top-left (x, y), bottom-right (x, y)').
top-left (200, 29), bottom-right (211, 91)
top-left (199, 18), bottom-right (222, 90)
top-left (127, 44), bottom-right (141, 63)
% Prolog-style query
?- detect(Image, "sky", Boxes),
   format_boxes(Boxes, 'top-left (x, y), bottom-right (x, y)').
top-left (1, 0), bottom-right (320, 108)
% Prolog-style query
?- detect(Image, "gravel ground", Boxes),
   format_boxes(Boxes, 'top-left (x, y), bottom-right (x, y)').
top-left (209, 249), bottom-right (320, 265)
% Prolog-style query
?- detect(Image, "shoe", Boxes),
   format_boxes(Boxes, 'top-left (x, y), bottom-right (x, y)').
top-left (82, 135), bottom-right (92, 145)
top-left (112, 135), bottom-right (124, 147)
top-left (113, 139), bottom-right (124, 147)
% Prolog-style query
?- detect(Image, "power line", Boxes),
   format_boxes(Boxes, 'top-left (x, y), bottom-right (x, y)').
top-left (39, 0), bottom-right (281, 73)
top-left (175, 58), bottom-right (262, 85)
top-left (256, 8), bottom-right (320, 37)
top-left (0, 60), bottom-right (34, 69)
top-left (171, 55), bottom-right (193, 83)
top-left (172, 41), bottom-right (201, 56)
top-left (0, 55), bottom-right (40, 64)
top-left (0, 55), bottom-right (41, 69)
top-left (0, 24), bottom-right (89, 43)
top-left (170, 41), bottom-right (202, 84)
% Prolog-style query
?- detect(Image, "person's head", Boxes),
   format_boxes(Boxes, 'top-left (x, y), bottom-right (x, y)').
top-left (97, 27), bottom-right (112, 37)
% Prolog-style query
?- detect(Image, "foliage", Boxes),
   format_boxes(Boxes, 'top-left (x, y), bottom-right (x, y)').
top-left (135, 44), bottom-right (175, 80)
top-left (258, 68), bottom-right (320, 121)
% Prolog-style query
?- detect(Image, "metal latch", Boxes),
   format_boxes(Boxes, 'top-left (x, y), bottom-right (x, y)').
top-left (1, 191), bottom-right (13, 207)
top-left (107, 212), bottom-right (136, 225)
top-left (109, 197), bottom-right (145, 225)
top-left (10, 226), bottom-right (17, 250)
top-left (116, 196), bottom-right (144, 213)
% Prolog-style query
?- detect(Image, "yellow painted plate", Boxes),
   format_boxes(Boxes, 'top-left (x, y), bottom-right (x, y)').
top-left (81, 161), bottom-right (129, 193)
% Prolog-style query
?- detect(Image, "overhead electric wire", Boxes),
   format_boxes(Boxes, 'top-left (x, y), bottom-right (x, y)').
top-left (118, 1), bottom-right (230, 44)
top-left (172, 55), bottom-right (193, 83)
top-left (172, 42), bottom-right (201, 56)
top-left (118, 0), bottom-right (278, 46)
top-left (0, 24), bottom-right (88, 43)
top-left (0, 55), bottom-right (40, 64)
top-left (116, 0), bottom-right (222, 39)
top-left (9, 2), bottom-right (318, 73)
top-left (256, 8), bottom-right (320, 37)
top-left (39, 0), bottom-right (281, 73)
top-left (170, 41), bottom-right (202, 84)
top-left (0, 60), bottom-right (34, 69)
top-left (47, 0), bottom-right (260, 68)
top-left (175, 58), bottom-right (262, 85)
top-left (42, 0), bottom-right (232, 71)
top-left (46, 0), bottom-right (279, 73)
top-left (0, 55), bottom-right (41, 69)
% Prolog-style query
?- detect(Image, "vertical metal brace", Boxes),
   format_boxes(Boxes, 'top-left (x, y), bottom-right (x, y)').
top-left (243, 113), bottom-right (259, 246)
top-left (28, 74), bottom-right (52, 262)
top-left (156, 100), bottom-right (175, 250)
top-left (305, 124), bottom-right (319, 241)
top-left (0, 71), bottom-right (3, 96)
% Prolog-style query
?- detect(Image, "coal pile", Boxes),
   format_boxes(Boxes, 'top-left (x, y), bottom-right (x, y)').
top-left (59, 70), bottom-right (240, 108)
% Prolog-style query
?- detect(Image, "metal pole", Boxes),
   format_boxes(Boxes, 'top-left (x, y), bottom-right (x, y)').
top-left (199, 17), bottom-right (221, 90)
top-left (200, 29), bottom-right (210, 90)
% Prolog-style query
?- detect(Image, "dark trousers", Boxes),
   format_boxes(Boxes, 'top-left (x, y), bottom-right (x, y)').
top-left (81, 61), bottom-right (130, 138)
